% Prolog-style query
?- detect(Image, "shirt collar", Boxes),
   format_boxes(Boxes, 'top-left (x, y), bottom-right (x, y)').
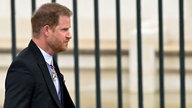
top-left (38, 47), bottom-right (53, 65)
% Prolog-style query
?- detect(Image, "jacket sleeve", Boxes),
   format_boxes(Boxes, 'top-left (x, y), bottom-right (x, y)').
top-left (4, 60), bottom-right (34, 108)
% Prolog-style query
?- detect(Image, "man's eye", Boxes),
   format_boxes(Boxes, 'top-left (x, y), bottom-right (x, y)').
top-left (62, 28), bottom-right (68, 31)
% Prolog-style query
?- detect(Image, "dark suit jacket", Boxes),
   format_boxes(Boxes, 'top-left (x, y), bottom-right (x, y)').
top-left (4, 40), bottom-right (75, 108)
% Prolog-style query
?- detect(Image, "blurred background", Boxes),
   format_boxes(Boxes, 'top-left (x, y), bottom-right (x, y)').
top-left (0, 0), bottom-right (192, 108)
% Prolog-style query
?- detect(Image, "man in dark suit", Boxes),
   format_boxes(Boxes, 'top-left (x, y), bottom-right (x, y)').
top-left (4, 3), bottom-right (75, 108)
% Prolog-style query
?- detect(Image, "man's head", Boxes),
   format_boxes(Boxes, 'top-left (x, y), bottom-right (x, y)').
top-left (31, 3), bottom-right (72, 36)
top-left (31, 3), bottom-right (72, 55)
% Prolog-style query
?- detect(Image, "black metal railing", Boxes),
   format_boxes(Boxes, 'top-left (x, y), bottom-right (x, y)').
top-left (94, 0), bottom-right (101, 108)
top-left (10, 0), bottom-right (16, 60)
top-left (179, 0), bottom-right (186, 108)
top-left (135, 0), bottom-right (186, 108)
top-left (136, 0), bottom-right (143, 108)
top-left (158, 0), bottom-right (165, 108)
top-left (115, 0), bottom-right (122, 108)
top-left (72, 0), bottom-right (80, 108)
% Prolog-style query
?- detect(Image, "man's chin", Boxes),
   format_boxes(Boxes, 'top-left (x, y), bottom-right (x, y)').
top-left (54, 48), bottom-right (67, 53)
top-left (61, 47), bottom-right (68, 52)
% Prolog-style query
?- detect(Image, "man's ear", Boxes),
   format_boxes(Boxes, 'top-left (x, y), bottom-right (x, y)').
top-left (41, 25), bottom-right (50, 37)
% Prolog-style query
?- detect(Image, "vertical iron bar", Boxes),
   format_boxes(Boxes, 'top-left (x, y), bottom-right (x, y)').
top-left (158, 0), bottom-right (165, 108)
top-left (31, 0), bottom-right (36, 15)
top-left (11, 0), bottom-right (16, 60)
top-left (52, 0), bottom-right (56, 3)
top-left (94, 0), bottom-right (101, 108)
top-left (52, 0), bottom-right (57, 61)
top-left (179, 0), bottom-right (186, 108)
top-left (136, 0), bottom-right (143, 108)
top-left (115, 0), bottom-right (122, 108)
top-left (73, 0), bottom-right (80, 108)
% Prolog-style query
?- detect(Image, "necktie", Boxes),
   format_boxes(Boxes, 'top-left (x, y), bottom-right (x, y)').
top-left (49, 63), bottom-right (61, 100)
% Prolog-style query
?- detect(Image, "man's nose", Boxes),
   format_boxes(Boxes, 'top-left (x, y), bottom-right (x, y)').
top-left (66, 32), bottom-right (72, 39)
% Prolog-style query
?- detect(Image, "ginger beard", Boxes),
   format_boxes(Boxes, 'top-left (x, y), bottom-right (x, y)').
top-left (48, 33), bottom-right (69, 53)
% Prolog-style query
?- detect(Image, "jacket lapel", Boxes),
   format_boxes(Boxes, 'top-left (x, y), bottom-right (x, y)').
top-left (53, 59), bottom-right (65, 106)
top-left (38, 62), bottom-right (62, 107)
top-left (28, 40), bottom-right (62, 108)
top-left (53, 59), bottom-right (75, 108)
